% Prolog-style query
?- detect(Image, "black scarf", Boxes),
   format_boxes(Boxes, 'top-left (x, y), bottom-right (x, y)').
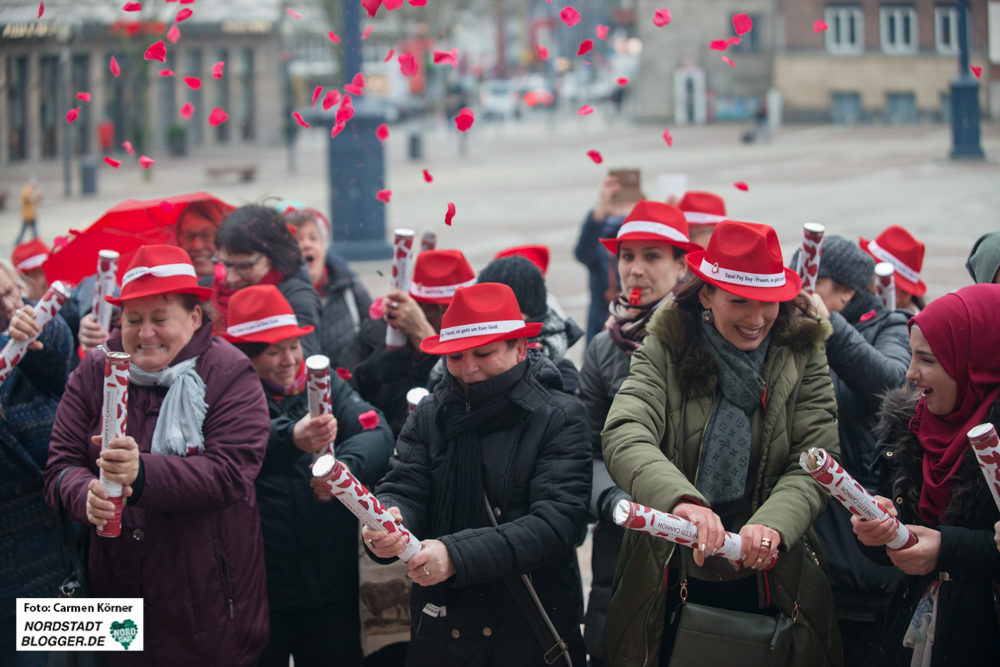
top-left (430, 360), bottom-right (529, 538)
top-left (840, 289), bottom-right (883, 325)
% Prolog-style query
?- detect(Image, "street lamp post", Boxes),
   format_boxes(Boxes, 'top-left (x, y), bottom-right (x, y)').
top-left (949, 0), bottom-right (984, 159)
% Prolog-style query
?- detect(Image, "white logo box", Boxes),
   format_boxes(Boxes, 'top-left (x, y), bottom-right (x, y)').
top-left (16, 598), bottom-right (144, 652)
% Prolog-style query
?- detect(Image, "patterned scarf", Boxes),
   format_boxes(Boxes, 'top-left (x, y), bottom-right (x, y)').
top-left (260, 359), bottom-right (307, 399)
top-left (695, 318), bottom-right (771, 528)
top-left (606, 292), bottom-right (672, 353)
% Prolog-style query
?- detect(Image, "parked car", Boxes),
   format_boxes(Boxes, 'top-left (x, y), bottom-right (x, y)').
top-left (480, 79), bottom-right (520, 120)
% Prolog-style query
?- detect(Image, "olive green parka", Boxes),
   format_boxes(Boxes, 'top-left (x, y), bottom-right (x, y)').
top-left (602, 305), bottom-right (843, 667)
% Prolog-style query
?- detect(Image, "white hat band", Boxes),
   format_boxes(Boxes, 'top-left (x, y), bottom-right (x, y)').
top-left (438, 319), bottom-right (525, 342)
top-left (683, 212), bottom-right (726, 225)
top-left (700, 258), bottom-right (786, 287)
top-left (618, 220), bottom-right (691, 244)
top-left (121, 263), bottom-right (197, 287)
top-left (227, 313), bottom-right (300, 337)
top-left (867, 239), bottom-right (920, 284)
top-left (409, 277), bottom-right (476, 300)
top-left (15, 253), bottom-right (48, 272)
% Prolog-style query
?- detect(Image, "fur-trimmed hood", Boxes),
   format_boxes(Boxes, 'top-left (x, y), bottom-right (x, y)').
top-left (876, 385), bottom-right (996, 525)
top-left (646, 304), bottom-right (832, 399)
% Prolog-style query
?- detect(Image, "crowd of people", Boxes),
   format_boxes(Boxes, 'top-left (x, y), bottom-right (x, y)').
top-left (1, 182), bottom-right (998, 667)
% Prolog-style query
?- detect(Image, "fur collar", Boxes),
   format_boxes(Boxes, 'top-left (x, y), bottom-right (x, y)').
top-left (646, 305), bottom-right (832, 399)
top-left (877, 386), bottom-right (997, 525)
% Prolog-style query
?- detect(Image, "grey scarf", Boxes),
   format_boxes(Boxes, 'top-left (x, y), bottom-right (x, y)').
top-left (695, 318), bottom-right (770, 528)
top-left (129, 357), bottom-right (207, 457)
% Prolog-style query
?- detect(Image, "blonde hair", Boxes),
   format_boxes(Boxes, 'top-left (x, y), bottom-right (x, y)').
top-left (0, 259), bottom-right (29, 294)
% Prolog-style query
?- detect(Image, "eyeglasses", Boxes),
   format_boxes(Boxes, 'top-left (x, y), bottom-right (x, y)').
top-left (1, 285), bottom-right (21, 306)
top-left (179, 230), bottom-right (216, 245)
top-left (212, 253), bottom-right (266, 276)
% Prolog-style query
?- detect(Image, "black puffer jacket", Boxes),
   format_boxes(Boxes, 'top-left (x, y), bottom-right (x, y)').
top-left (369, 352), bottom-right (592, 667)
top-left (813, 300), bottom-right (911, 606)
top-left (316, 253), bottom-right (373, 363)
top-left (256, 376), bottom-right (394, 610)
top-left (861, 387), bottom-right (1000, 666)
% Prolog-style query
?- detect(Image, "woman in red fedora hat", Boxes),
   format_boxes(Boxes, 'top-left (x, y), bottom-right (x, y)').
top-left (676, 191), bottom-right (728, 250)
top-left (860, 226), bottom-right (927, 314)
top-left (602, 220), bottom-right (843, 666)
top-left (221, 285), bottom-right (394, 667)
top-left (44, 245), bottom-right (272, 667)
top-left (363, 282), bottom-right (591, 667)
top-left (577, 200), bottom-right (697, 664)
top-left (338, 248), bottom-right (475, 436)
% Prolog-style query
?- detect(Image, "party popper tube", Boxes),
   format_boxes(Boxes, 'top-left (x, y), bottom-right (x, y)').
top-left (612, 499), bottom-right (778, 570)
top-left (406, 387), bottom-right (429, 412)
top-left (799, 447), bottom-right (917, 550)
top-left (385, 229), bottom-right (415, 350)
top-left (313, 454), bottom-right (422, 561)
top-left (874, 262), bottom-right (896, 311)
top-left (967, 423), bottom-right (1000, 512)
top-left (92, 250), bottom-right (119, 333)
top-left (97, 351), bottom-right (130, 538)
top-left (0, 281), bottom-right (72, 385)
top-left (419, 231), bottom-right (437, 253)
top-left (796, 223), bottom-right (825, 295)
top-left (305, 354), bottom-right (335, 464)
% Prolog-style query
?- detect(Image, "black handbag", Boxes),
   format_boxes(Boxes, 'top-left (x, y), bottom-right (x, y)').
top-left (54, 466), bottom-right (91, 599)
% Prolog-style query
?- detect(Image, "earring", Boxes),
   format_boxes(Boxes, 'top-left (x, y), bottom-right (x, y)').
top-left (702, 309), bottom-right (714, 324)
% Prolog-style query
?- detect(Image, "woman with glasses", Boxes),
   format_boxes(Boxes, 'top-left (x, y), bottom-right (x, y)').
top-left (211, 205), bottom-right (321, 356)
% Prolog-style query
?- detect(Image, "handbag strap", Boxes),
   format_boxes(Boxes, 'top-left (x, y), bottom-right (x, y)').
top-left (483, 492), bottom-right (572, 667)
top-left (55, 467), bottom-right (88, 596)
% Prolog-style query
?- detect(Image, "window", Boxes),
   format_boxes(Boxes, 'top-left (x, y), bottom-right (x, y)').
top-left (831, 92), bottom-right (863, 123)
top-left (935, 6), bottom-right (959, 54)
top-left (825, 6), bottom-right (864, 55)
top-left (885, 92), bottom-right (918, 123)
top-left (729, 13), bottom-right (760, 52)
top-left (881, 6), bottom-right (918, 54)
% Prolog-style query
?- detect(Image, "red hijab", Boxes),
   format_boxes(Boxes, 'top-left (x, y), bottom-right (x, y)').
top-left (908, 283), bottom-right (1000, 525)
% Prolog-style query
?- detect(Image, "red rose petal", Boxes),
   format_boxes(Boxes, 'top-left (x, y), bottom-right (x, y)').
top-left (733, 13), bottom-right (753, 35)
top-left (375, 123), bottom-right (389, 141)
top-left (286, 8), bottom-right (302, 18)
top-left (369, 299), bottom-right (384, 319)
top-left (433, 48), bottom-right (459, 66)
top-left (586, 149), bottom-right (603, 164)
top-left (76, 91), bottom-right (92, 101)
top-left (710, 39), bottom-right (728, 51)
top-left (352, 72), bottom-right (366, 89)
top-left (179, 102), bottom-right (194, 119)
top-left (104, 156), bottom-right (121, 169)
top-left (398, 53), bottom-right (417, 76)
top-left (328, 31), bottom-right (340, 43)
top-left (596, 24), bottom-right (608, 39)
top-left (734, 181), bottom-right (749, 191)
top-left (330, 123), bottom-right (346, 138)
top-left (971, 65), bottom-right (982, 79)
top-left (577, 39), bottom-right (594, 56)
top-left (336, 367), bottom-right (353, 381)
top-left (375, 189), bottom-right (391, 203)
top-left (335, 104), bottom-right (355, 124)
top-left (292, 112), bottom-right (310, 128)
top-left (409, 0), bottom-right (426, 5)
top-left (66, 108), bottom-right (80, 124)
top-left (721, 55), bottom-right (736, 68)
top-left (727, 36), bottom-right (742, 46)
top-left (524, 91), bottom-right (539, 107)
top-left (322, 90), bottom-right (341, 111)
top-left (144, 41), bottom-right (167, 62)
top-left (455, 108), bottom-right (475, 132)
top-left (384, 48), bottom-right (395, 62)
top-left (361, 25), bottom-right (373, 40)
top-left (445, 202), bottom-right (456, 226)
top-left (38, 1), bottom-right (44, 18)
top-left (175, 8), bottom-right (192, 21)
top-left (212, 61), bottom-right (224, 79)
top-left (662, 128), bottom-right (673, 147)
top-left (537, 45), bottom-right (549, 59)
top-left (653, 8), bottom-right (672, 27)
top-left (208, 107), bottom-right (228, 126)
top-left (123, 1), bottom-right (141, 11)
top-left (166, 24), bottom-right (181, 43)
top-left (578, 104), bottom-right (594, 116)
top-left (422, 169), bottom-right (433, 183)
top-left (344, 84), bottom-right (364, 95)
top-left (813, 19), bottom-right (829, 33)
top-left (110, 56), bottom-right (121, 77)
top-left (123, 141), bottom-right (134, 155)
top-left (560, 6), bottom-right (580, 26)
top-left (361, 0), bottom-right (381, 18)
top-left (617, 77), bottom-right (629, 86)
top-left (158, 68), bottom-right (175, 77)
top-left (358, 410), bottom-right (380, 430)
top-left (311, 86), bottom-right (322, 108)
top-left (183, 76), bottom-right (202, 90)
top-left (139, 155), bottom-right (155, 169)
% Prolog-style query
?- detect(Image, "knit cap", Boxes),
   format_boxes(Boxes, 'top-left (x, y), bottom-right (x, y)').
top-left (790, 234), bottom-right (874, 295)
top-left (966, 231), bottom-right (1000, 285)
top-left (476, 256), bottom-right (547, 318)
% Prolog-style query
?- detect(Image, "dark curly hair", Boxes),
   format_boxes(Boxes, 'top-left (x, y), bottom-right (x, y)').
top-left (673, 276), bottom-right (816, 332)
top-left (214, 205), bottom-right (303, 278)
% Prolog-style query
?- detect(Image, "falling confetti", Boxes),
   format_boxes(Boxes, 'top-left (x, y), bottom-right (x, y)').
top-left (733, 13), bottom-right (753, 35)
top-left (596, 25), bottom-right (608, 39)
top-left (166, 24), bottom-right (181, 43)
top-left (361, 0), bottom-right (381, 18)
top-left (139, 155), bottom-right (155, 169)
top-left (344, 83), bottom-right (364, 95)
top-left (352, 72), bottom-right (366, 89)
top-left (538, 91), bottom-right (554, 106)
top-left (399, 53), bottom-right (417, 76)
top-left (813, 20), bottom-right (828, 32)
top-left (971, 65), bottom-right (982, 78)
top-left (409, 0), bottom-right (426, 5)
top-left (158, 68), bottom-right (175, 77)
top-left (375, 189), bottom-right (391, 203)
top-left (577, 39), bottom-right (594, 56)
top-left (336, 104), bottom-right (355, 124)
top-left (38, 1), bottom-right (44, 18)
top-left (184, 76), bottom-right (202, 90)
top-left (292, 112), bottom-right (310, 128)
top-left (617, 77), bottom-right (629, 86)
top-left (175, 8), bottom-right (192, 21)
top-left (586, 150), bottom-right (603, 164)
top-left (376, 123), bottom-right (389, 141)
top-left (336, 367), bottom-right (353, 381)
top-left (104, 156), bottom-right (121, 169)
top-left (361, 25), bottom-right (373, 39)
top-left (76, 92), bottom-right (92, 101)
top-left (728, 36), bottom-right (742, 46)
top-left (312, 86), bottom-right (322, 107)
top-left (422, 169), bottom-right (433, 183)
top-left (322, 90), bottom-right (341, 111)
top-left (445, 202), bottom-right (456, 226)
top-left (208, 108), bottom-right (228, 126)
top-left (653, 8), bottom-right (672, 27)
top-left (578, 105), bottom-right (594, 116)
top-left (179, 102), bottom-right (194, 119)
top-left (144, 41), bottom-right (167, 62)
top-left (383, 0), bottom-right (403, 10)
top-left (433, 49), bottom-right (459, 66)
top-left (710, 39), bottom-right (728, 51)
top-left (721, 55), bottom-right (736, 68)
top-left (212, 61), bottom-right (224, 79)
top-left (662, 128), bottom-right (673, 147)
top-left (110, 56), bottom-right (121, 77)
top-left (328, 31), bottom-right (340, 43)
top-left (123, 2), bottom-right (141, 11)
top-left (286, 8), bottom-right (301, 19)
top-left (560, 6), bottom-right (580, 27)
top-left (537, 45), bottom-right (549, 59)
top-left (330, 123), bottom-right (346, 138)
top-left (358, 410), bottom-right (380, 430)
top-left (455, 107), bottom-right (475, 132)
top-left (524, 91), bottom-right (540, 107)
top-left (123, 141), bottom-right (134, 155)
top-left (734, 181), bottom-right (749, 191)
top-left (384, 48), bottom-right (395, 62)
top-left (66, 108), bottom-right (80, 124)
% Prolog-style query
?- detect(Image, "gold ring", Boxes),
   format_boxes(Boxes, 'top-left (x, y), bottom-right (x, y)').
top-left (755, 557), bottom-right (764, 563)
top-left (760, 538), bottom-right (772, 549)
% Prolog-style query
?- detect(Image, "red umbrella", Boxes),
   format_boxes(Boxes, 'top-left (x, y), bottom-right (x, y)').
top-left (42, 191), bottom-right (235, 284)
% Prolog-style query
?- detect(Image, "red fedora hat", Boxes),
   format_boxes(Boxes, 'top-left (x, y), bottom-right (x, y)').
top-left (678, 191), bottom-right (727, 225)
top-left (600, 200), bottom-right (702, 254)
top-left (409, 249), bottom-right (476, 304)
top-left (687, 220), bottom-right (802, 302)
top-left (218, 284), bottom-right (314, 344)
top-left (495, 245), bottom-right (550, 277)
top-left (859, 226), bottom-right (926, 296)
top-left (420, 283), bottom-right (543, 355)
top-left (12, 238), bottom-right (50, 272)
top-left (105, 245), bottom-right (214, 306)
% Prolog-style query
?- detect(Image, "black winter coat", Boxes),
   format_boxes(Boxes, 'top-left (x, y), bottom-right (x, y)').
top-left (814, 304), bottom-right (911, 606)
top-left (861, 387), bottom-right (1000, 666)
top-left (316, 252), bottom-right (373, 363)
top-left (276, 266), bottom-right (322, 357)
top-left (256, 376), bottom-right (394, 610)
top-left (369, 353), bottom-right (592, 667)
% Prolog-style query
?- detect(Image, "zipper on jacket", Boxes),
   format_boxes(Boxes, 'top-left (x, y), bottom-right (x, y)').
top-left (214, 540), bottom-right (235, 621)
top-left (642, 561), bottom-right (668, 667)
top-left (466, 401), bottom-right (471, 413)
